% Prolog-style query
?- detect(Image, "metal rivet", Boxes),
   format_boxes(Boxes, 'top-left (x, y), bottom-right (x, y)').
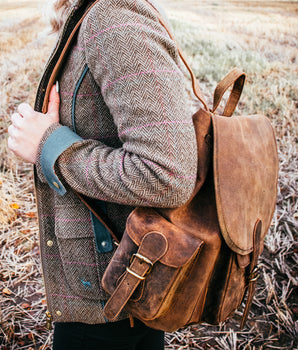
top-left (47, 240), bottom-right (53, 247)
top-left (101, 241), bottom-right (108, 248)
top-left (53, 182), bottom-right (60, 189)
top-left (56, 310), bottom-right (62, 316)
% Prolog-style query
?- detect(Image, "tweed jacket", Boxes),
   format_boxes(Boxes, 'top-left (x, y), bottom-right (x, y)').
top-left (34, 0), bottom-right (197, 324)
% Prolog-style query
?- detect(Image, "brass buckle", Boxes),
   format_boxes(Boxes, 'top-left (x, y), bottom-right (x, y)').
top-left (130, 253), bottom-right (153, 267)
top-left (127, 253), bottom-right (154, 280)
top-left (249, 265), bottom-right (260, 282)
top-left (126, 267), bottom-right (146, 280)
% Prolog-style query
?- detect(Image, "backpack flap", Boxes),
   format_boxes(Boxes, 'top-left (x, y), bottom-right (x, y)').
top-left (212, 113), bottom-right (279, 256)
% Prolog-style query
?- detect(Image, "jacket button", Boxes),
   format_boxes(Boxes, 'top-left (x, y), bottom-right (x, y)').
top-left (47, 240), bottom-right (54, 247)
top-left (53, 181), bottom-right (60, 189)
top-left (101, 241), bottom-right (108, 248)
top-left (56, 310), bottom-right (62, 316)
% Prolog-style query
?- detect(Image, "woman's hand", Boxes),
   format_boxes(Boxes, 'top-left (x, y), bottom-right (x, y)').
top-left (8, 84), bottom-right (60, 164)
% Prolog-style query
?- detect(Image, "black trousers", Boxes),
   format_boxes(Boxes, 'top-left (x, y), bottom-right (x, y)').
top-left (53, 318), bottom-right (165, 350)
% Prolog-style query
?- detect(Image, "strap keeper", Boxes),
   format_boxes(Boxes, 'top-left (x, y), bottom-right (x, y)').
top-left (126, 267), bottom-right (146, 280)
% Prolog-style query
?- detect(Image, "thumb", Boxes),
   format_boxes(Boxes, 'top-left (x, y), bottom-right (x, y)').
top-left (47, 83), bottom-right (60, 122)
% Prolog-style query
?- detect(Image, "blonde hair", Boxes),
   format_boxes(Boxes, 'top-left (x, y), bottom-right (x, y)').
top-left (50, 0), bottom-right (74, 32)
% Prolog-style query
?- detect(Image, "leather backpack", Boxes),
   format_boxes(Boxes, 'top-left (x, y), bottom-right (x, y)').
top-left (41, 0), bottom-right (279, 332)
top-left (100, 67), bottom-right (279, 331)
top-left (99, 6), bottom-right (279, 331)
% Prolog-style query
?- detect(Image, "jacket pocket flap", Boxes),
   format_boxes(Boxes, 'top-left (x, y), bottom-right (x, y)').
top-left (55, 204), bottom-right (94, 239)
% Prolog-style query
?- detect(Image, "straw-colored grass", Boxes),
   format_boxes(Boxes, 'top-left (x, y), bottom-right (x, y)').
top-left (1, 0), bottom-right (297, 349)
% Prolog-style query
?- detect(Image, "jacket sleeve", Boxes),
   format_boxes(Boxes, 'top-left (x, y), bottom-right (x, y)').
top-left (36, 0), bottom-right (198, 207)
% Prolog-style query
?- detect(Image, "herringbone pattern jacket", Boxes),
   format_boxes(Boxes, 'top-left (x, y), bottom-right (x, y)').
top-left (35, 0), bottom-right (197, 324)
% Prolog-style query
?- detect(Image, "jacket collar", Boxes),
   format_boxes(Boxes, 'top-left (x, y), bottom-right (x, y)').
top-left (35, 0), bottom-right (96, 112)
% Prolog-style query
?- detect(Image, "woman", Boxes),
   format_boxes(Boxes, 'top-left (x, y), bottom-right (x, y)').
top-left (8, 0), bottom-right (197, 348)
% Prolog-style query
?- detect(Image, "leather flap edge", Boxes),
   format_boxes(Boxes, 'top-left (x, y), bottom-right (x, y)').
top-left (125, 207), bottom-right (203, 268)
top-left (212, 114), bottom-right (278, 255)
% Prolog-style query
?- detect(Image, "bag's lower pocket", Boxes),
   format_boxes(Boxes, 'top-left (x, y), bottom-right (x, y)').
top-left (102, 207), bottom-right (204, 321)
top-left (128, 248), bottom-right (201, 321)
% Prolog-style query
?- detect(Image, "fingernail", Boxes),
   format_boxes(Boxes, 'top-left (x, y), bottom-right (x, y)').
top-left (56, 81), bottom-right (59, 93)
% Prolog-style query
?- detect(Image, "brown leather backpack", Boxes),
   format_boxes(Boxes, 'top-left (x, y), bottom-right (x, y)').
top-left (100, 67), bottom-right (278, 331)
top-left (99, 5), bottom-right (279, 331)
top-left (41, 0), bottom-right (279, 332)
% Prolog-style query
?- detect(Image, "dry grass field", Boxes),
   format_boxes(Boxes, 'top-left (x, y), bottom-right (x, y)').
top-left (0, 0), bottom-right (297, 349)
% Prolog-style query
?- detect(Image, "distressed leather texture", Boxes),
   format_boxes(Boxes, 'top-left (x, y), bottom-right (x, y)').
top-left (213, 114), bottom-right (278, 255)
top-left (102, 69), bottom-right (279, 331)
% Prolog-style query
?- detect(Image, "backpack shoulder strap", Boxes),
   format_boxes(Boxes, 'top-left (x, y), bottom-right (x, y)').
top-left (145, 1), bottom-right (246, 116)
top-left (144, 1), bottom-right (209, 111)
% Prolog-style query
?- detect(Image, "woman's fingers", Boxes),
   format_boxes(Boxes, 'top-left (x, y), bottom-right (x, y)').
top-left (18, 103), bottom-right (34, 118)
top-left (47, 84), bottom-right (60, 122)
top-left (11, 112), bottom-right (23, 128)
top-left (7, 135), bottom-right (17, 151)
top-left (8, 124), bottom-right (17, 138)
top-left (8, 87), bottom-right (60, 164)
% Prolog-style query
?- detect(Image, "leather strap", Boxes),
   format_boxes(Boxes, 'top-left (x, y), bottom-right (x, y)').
top-left (212, 68), bottom-right (246, 117)
top-left (240, 219), bottom-right (262, 329)
top-left (146, 2), bottom-right (246, 115)
top-left (104, 231), bottom-right (168, 320)
top-left (144, 1), bottom-right (209, 111)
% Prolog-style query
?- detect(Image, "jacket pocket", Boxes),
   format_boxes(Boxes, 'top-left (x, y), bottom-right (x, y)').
top-left (55, 204), bottom-right (113, 300)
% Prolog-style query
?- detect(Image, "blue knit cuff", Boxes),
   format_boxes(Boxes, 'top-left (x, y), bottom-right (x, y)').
top-left (40, 126), bottom-right (83, 195)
